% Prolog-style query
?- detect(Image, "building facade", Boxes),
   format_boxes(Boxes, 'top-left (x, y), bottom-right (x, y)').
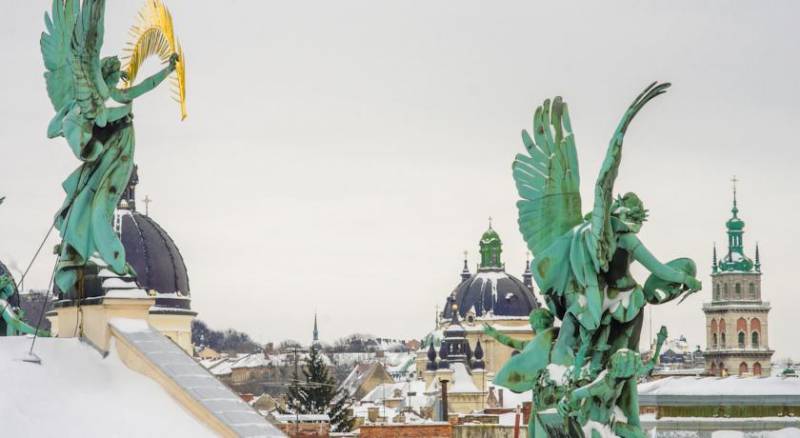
top-left (703, 190), bottom-right (773, 376)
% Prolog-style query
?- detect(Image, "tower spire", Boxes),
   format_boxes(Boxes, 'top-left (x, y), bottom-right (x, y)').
top-left (719, 178), bottom-right (754, 272)
top-left (755, 243), bottom-right (761, 272)
top-left (731, 175), bottom-right (739, 218)
top-left (712, 243), bottom-right (718, 273)
top-left (523, 251), bottom-right (533, 289)
top-left (461, 250), bottom-right (471, 281)
top-left (312, 312), bottom-right (320, 349)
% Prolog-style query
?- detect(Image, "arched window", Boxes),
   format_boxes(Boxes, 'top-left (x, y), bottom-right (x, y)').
top-left (720, 332), bottom-right (726, 348)
top-left (710, 362), bottom-right (718, 376)
top-left (715, 284), bottom-right (720, 300)
top-left (723, 283), bottom-right (729, 299)
top-left (739, 362), bottom-right (749, 376)
top-left (712, 333), bottom-right (718, 348)
top-left (737, 318), bottom-right (747, 333)
top-left (752, 331), bottom-right (760, 349)
top-left (738, 331), bottom-right (746, 348)
top-left (749, 283), bottom-right (756, 299)
top-left (735, 283), bottom-right (741, 299)
top-left (750, 318), bottom-right (761, 334)
top-left (753, 362), bottom-right (762, 376)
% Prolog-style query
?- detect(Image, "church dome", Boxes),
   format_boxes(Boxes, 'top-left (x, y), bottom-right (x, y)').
top-left (114, 166), bottom-right (192, 312)
top-left (443, 223), bottom-right (539, 319)
top-left (443, 269), bottom-right (537, 319)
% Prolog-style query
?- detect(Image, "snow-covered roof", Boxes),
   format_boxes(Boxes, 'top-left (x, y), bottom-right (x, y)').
top-left (0, 336), bottom-right (214, 437)
top-left (449, 363), bottom-right (482, 393)
top-left (639, 376), bottom-right (800, 406)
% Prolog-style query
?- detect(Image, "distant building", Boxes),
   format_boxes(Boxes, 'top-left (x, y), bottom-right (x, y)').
top-left (703, 188), bottom-right (773, 376)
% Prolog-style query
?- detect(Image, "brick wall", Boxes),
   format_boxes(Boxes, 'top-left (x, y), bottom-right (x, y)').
top-left (359, 423), bottom-right (452, 438)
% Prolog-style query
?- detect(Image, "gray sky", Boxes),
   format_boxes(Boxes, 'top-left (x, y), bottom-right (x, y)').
top-left (2, 1), bottom-right (799, 358)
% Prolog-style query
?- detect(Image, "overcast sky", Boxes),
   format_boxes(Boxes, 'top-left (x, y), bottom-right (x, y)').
top-left (2, 1), bottom-right (799, 358)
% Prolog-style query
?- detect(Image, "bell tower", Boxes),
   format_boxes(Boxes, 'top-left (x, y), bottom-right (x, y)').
top-left (703, 181), bottom-right (773, 376)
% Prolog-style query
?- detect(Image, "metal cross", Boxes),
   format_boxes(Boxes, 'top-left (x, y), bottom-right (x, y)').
top-left (488, 216), bottom-right (492, 228)
top-left (143, 195), bottom-right (152, 216)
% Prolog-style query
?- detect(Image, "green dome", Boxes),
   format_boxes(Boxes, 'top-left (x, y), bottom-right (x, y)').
top-left (479, 222), bottom-right (503, 269)
top-left (726, 216), bottom-right (745, 231)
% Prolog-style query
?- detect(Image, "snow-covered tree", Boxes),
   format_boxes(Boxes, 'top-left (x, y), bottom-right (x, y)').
top-left (285, 347), bottom-right (355, 432)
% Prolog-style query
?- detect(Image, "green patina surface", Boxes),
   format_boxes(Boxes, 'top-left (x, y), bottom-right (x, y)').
top-left (41, 0), bottom-right (178, 298)
top-left (486, 83), bottom-right (703, 437)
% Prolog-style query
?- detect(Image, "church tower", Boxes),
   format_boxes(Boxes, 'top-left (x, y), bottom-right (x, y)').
top-left (703, 184), bottom-right (773, 376)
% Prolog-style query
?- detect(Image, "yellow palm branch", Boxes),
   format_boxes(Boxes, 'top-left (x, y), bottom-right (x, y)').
top-left (123, 0), bottom-right (187, 120)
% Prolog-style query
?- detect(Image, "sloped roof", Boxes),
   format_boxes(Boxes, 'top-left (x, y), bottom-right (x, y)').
top-left (0, 336), bottom-right (214, 437)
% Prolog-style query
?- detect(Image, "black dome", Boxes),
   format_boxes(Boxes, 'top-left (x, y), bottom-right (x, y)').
top-left (443, 268), bottom-right (538, 319)
top-left (119, 210), bottom-right (191, 311)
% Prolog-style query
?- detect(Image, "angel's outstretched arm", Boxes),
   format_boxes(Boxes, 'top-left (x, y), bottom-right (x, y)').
top-left (111, 58), bottom-right (176, 104)
top-left (483, 324), bottom-right (527, 350)
top-left (619, 233), bottom-right (692, 285)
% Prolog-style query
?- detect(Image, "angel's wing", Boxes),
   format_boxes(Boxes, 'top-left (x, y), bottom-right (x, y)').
top-left (71, 0), bottom-right (109, 127)
top-left (589, 82), bottom-right (671, 272)
top-left (41, 0), bottom-right (80, 112)
top-left (513, 97), bottom-right (583, 258)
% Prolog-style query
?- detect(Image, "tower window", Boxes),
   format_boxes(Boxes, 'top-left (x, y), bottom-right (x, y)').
top-left (723, 283), bottom-right (729, 299)
top-left (749, 283), bottom-right (756, 299)
top-left (752, 331), bottom-right (760, 349)
top-left (712, 333), bottom-right (718, 349)
top-left (720, 333), bottom-right (726, 348)
top-left (738, 331), bottom-right (745, 349)
top-left (735, 283), bottom-right (741, 299)
top-left (715, 284), bottom-right (720, 300)
top-left (753, 362), bottom-right (762, 376)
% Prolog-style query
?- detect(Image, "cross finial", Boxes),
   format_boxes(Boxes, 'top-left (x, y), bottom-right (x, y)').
top-left (143, 195), bottom-right (152, 216)
top-left (488, 216), bottom-right (492, 229)
top-left (730, 176), bottom-right (739, 216)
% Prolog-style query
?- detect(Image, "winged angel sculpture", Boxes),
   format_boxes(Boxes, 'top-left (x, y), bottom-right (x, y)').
top-left (41, 0), bottom-right (185, 297)
top-left (494, 83), bottom-right (702, 437)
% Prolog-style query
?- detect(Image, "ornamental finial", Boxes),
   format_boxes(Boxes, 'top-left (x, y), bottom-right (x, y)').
top-left (731, 175), bottom-right (739, 217)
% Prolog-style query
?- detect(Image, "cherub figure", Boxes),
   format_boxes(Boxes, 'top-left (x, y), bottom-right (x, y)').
top-left (557, 327), bottom-right (667, 438)
top-left (511, 82), bottom-right (701, 379)
top-left (41, 0), bottom-right (179, 296)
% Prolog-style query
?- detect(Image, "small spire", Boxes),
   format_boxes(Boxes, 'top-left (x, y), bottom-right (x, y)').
top-left (731, 175), bottom-right (739, 218)
top-left (522, 251), bottom-right (533, 289)
top-left (712, 243), bottom-right (718, 273)
top-left (143, 195), bottom-right (152, 216)
top-left (488, 216), bottom-right (493, 229)
top-left (313, 312), bottom-right (319, 343)
top-left (755, 243), bottom-right (761, 272)
top-left (461, 250), bottom-right (471, 281)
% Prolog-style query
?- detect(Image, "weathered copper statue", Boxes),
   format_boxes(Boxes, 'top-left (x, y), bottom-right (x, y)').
top-left (487, 82), bottom-right (701, 437)
top-left (41, 0), bottom-right (185, 296)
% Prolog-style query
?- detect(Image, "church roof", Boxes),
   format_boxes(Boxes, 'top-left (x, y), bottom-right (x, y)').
top-left (443, 223), bottom-right (539, 319)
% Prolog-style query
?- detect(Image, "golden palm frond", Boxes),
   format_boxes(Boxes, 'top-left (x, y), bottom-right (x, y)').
top-left (123, 0), bottom-right (187, 120)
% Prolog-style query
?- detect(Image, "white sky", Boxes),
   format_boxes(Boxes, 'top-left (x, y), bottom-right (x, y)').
top-left (2, 1), bottom-right (799, 359)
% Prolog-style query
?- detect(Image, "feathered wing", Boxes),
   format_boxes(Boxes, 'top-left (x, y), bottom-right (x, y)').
top-left (41, 0), bottom-right (80, 112)
top-left (589, 82), bottom-right (671, 272)
top-left (71, 0), bottom-right (109, 127)
top-left (513, 97), bottom-right (583, 258)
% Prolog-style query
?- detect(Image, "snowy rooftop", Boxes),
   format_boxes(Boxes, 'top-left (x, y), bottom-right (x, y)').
top-left (639, 376), bottom-right (800, 406)
top-left (0, 336), bottom-right (214, 437)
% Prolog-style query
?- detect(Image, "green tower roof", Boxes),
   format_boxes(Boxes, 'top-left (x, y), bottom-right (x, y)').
top-left (718, 180), bottom-right (755, 273)
top-left (479, 218), bottom-right (503, 270)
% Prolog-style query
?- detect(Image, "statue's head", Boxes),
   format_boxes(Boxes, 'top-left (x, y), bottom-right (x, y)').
top-left (608, 348), bottom-right (641, 378)
top-left (612, 192), bottom-right (648, 233)
top-left (528, 308), bottom-right (554, 332)
top-left (101, 56), bottom-right (127, 86)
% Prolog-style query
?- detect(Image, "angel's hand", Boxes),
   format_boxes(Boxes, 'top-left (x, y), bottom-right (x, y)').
top-left (169, 53), bottom-right (180, 69)
top-left (482, 323), bottom-right (497, 336)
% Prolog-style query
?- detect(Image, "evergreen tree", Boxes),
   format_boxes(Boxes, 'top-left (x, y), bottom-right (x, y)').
top-left (284, 346), bottom-right (355, 432)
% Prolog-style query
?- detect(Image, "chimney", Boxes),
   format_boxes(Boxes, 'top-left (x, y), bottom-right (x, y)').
top-left (440, 379), bottom-right (449, 422)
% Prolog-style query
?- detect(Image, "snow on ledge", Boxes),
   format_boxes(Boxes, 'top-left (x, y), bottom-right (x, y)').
top-left (109, 318), bottom-right (151, 333)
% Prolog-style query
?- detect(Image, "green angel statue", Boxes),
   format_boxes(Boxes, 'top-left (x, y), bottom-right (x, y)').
top-left (506, 82), bottom-right (702, 435)
top-left (41, 0), bottom-right (180, 296)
